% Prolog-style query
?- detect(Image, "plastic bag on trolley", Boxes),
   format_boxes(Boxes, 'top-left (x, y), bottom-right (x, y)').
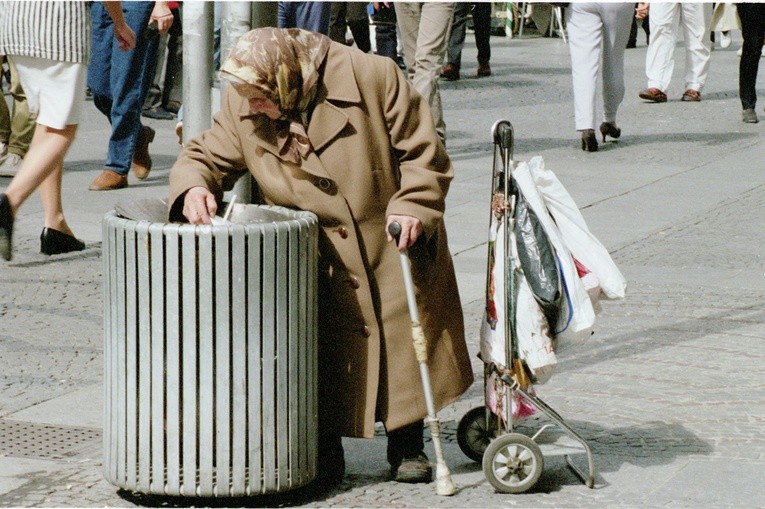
top-left (527, 156), bottom-right (626, 300)
top-left (511, 161), bottom-right (601, 350)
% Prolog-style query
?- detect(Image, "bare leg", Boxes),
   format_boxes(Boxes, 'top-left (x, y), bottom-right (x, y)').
top-left (39, 160), bottom-right (75, 236)
top-left (4, 123), bottom-right (77, 234)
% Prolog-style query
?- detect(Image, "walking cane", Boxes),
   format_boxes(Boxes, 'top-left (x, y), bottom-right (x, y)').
top-left (388, 221), bottom-right (457, 496)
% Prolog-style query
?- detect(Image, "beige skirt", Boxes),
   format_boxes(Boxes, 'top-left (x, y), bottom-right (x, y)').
top-left (9, 55), bottom-right (87, 130)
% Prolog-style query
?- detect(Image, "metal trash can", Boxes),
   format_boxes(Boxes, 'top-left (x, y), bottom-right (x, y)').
top-left (102, 204), bottom-right (319, 497)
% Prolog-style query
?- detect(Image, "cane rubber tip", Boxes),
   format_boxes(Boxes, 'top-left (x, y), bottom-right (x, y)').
top-left (436, 479), bottom-right (457, 496)
top-left (435, 467), bottom-right (457, 496)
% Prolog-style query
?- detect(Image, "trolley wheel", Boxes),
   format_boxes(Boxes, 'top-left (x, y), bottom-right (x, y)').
top-left (482, 432), bottom-right (544, 494)
top-left (457, 406), bottom-right (498, 462)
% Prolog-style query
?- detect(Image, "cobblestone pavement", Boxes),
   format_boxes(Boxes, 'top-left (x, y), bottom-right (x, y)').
top-left (2, 24), bottom-right (764, 508)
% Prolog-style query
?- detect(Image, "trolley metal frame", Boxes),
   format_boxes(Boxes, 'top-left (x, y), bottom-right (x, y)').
top-left (456, 120), bottom-right (596, 494)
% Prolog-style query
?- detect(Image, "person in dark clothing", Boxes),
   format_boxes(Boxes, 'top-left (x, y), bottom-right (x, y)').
top-left (737, 3), bottom-right (765, 123)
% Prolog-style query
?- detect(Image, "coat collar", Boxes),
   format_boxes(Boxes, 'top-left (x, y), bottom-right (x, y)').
top-left (235, 43), bottom-right (361, 176)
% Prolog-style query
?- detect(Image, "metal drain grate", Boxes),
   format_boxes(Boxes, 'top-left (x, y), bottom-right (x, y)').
top-left (0, 419), bottom-right (101, 460)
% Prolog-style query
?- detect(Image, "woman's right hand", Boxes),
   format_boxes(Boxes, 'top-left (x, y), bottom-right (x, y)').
top-left (635, 3), bottom-right (649, 20)
top-left (183, 187), bottom-right (218, 224)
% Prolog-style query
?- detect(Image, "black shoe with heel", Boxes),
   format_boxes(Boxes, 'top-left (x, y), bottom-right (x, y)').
top-left (580, 129), bottom-right (598, 152)
top-left (40, 227), bottom-right (86, 256)
top-left (599, 122), bottom-right (621, 142)
top-left (0, 193), bottom-right (14, 261)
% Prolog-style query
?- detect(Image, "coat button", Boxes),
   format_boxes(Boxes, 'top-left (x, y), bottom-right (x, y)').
top-left (361, 326), bottom-right (371, 337)
top-left (349, 276), bottom-right (360, 289)
top-left (336, 226), bottom-right (348, 239)
top-left (318, 178), bottom-right (332, 190)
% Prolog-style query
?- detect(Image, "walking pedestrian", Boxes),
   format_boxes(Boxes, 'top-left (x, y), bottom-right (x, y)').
top-left (737, 3), bottom-right (765, 123)
top-left (329, 2), bottom-right (371, 53)
top-left (0, 0), bottom-right (136, 261)
top-left (637, 2), bottom-right (711, 103)
top-left (142, 1), bottom-right (183, 121)
top-left (567, 2), bottom-right (634, 151)
top-left (394, 2), bottom-right (455, 144)
top-left (168, 27), bottom-right (473, 490)
top-left (0, 56), bottom-right (34, 177)
top-left (88, 1), bottom-right (173, 191)
top-left (440, 2), bottom-right (493, 81)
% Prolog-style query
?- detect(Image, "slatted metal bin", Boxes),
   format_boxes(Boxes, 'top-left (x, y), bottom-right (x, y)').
top-left (102, 204), bottom-right (319, 497)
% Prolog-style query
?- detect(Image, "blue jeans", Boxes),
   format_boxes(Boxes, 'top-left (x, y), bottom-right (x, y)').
top-left (88, 1), bottom-right (158, 175)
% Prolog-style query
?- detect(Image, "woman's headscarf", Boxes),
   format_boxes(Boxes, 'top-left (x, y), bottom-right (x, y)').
top-left (220, 27), bottom-right (331, 164)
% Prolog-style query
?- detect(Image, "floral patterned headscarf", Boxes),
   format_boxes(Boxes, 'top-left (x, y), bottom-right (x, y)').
top-left (220, 28), bottom-right (331, 164)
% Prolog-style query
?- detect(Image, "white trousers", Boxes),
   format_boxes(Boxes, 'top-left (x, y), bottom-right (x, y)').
top-left (646, 2), bottom-right (711, 93)
top-left (394, 2), bottom-right (454, 143)
top-left (568, 2), bottom-right (634, 131)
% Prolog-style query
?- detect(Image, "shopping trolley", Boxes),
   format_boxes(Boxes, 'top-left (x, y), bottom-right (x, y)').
top-left (455, 120), bottom-right (596, 494)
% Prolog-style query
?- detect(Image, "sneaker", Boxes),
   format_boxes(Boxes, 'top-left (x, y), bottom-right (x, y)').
top-left (391, 452), bottom-right (433, 483)
top-left (743, 108), bottom-right (759, 123)
top-left (0, 153), bottom-right (23, 178)
top-left (142, 106), bottom-right (175, 120)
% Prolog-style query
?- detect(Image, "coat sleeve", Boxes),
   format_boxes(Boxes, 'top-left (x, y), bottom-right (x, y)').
top-left (168, 88), bottom-right (250, 220)
top-left (381, 58), bottom-right (454, 240)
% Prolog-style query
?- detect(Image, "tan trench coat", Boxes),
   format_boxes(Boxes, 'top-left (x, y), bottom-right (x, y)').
top-left (168, 42), bottom-right (473, 438)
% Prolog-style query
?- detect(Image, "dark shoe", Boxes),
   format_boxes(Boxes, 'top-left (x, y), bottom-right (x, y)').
top-left (142, 106), bottom-right (175, 120)
top-left (164, 100), bottom-right (182, 115)
top-left (440, 62), bottom-right (460, 81)
top-left (580, 129), bottom-right (598, 152)
top-left (314, 435), bottom-right (345, 489)
top-left (681, 89), bottom-right (701, 102)
top-left (40, 227), bottom-right (85, 256)
top-left (391, 452), bottom-right (432, 483)
top-left (0, 193), bottom-right (14, 261)
top-left (89, 170), bottom-right (128, 191)
top-left (743, 108), bottom-right (759, 123)
top-left (476, 62), bottom-right (492, 77)
top-left (132, 126), bottom-right (155, 180)
top-left (639, 87), bottom-right (667, 103)
top-left (599, 122), bottom-right (621, 142)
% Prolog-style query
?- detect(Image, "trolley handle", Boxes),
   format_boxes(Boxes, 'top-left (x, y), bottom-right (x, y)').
top-left (491, 120), bottom-right (514, 155)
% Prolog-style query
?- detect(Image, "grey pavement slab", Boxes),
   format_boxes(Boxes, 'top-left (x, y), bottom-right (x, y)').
top-left (2, 25), bottom-right (765, 508)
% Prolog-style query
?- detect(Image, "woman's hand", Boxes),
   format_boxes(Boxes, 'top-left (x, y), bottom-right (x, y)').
top-left (183, 187), bottom-right (218, 224)
top-left (635, 3), bottom-right (649, 20)
top-left (150, 1), bottom-right (174, 34)
top-left (386, 215), bottom-right (423, 251)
